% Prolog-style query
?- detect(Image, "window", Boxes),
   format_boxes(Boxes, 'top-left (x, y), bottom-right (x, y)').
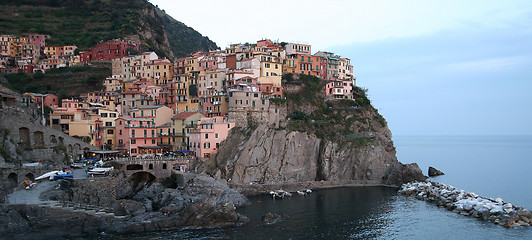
top-left (107, 129), bottom-right (114, 134)
top-left (152, 139), bottom-right (155, 144)
top-left (131, 139), bottom-right (136, 144)
top-left (131, 129), bottom-right (135, 136)
top-left (215, 133), bottom-right (219, 138)
top-left (101, 113), bottom-right (108, 117)
top-left (205, 133), bottom-right (209, 139)
top-left (119, 130), bottom-right (122, 135)
top-left (131, 149), bottom-right (137, 153)
top-left (216, 143), bottom-right (220, 148)
top-left (105, 122), bottom-right (112, 127)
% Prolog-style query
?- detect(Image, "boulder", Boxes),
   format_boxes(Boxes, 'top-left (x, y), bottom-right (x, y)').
top-left (180, 198), bottom-right (249, 228)
top-left (183, 173), bottom-right (249, 207)
top-left (428, 167), bottom-right (444, 177)
top-left (262, 212), bottom-right (287, 225)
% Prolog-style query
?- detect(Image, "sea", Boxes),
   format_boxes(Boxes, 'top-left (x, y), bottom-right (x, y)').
top-left (106, 135), bottom-right (532, 239)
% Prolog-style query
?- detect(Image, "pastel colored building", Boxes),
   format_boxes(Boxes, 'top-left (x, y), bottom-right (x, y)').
top-left (156, 122), bottom-right (173, 152)
top-left (325, 79), bottom-right (354, 100)
top-left (96, 109), bottom-right (119, 149)
top-left (189, 116), bottom-right (236, 159)
top-left (115, 117), bottom-right (159, 156)
top-left (285, 43), bottom-right (311, 55)
top-left (129, 105), bottom-right (174, 127)
top-left (24, 92), bottom-right (58, 107)
top-left (170, 112), bottom-right (204, 151)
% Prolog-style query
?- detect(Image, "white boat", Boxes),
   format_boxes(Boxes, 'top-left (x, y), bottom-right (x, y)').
top-left (35, 171), bottom-right (60, 181)
top-left (87, 167), bottom-right (113, 175)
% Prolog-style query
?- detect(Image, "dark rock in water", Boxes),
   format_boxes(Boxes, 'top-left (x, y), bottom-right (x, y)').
top-left (428, 167), bottom-right (445, 177)
top-left (384, 163), bottom-right (427, 185)
top-left (262, 212), bottom-right (286, 225)
top-left (179, 198), bottom-right (249, 228)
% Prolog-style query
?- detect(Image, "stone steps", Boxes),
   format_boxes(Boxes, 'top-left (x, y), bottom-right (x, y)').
top-left (38, 201), bottom-right (129, 219)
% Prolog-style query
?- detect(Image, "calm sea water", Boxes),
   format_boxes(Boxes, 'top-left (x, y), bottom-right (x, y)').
top-left (108, 135), bottom-right (532, 239)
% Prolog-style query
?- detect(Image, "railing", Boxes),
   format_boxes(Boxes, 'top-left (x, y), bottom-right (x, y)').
top-left (125, 124), bottom-right (155, 128)
top-left (158, 132), bottom-right (185, 137)
top-left (115, 155), bottom-right (195, 163)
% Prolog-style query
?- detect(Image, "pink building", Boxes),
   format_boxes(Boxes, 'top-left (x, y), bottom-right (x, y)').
top-left (25, 92), bottom-right (59, 107)
top-left (189, 116), bottom-right (235, 159)
top-left (27, 34), bottom-right (46, 47)
top-left (115, 117), bottom-right (160, 156)
top-left (325, 79), bottom-right (354, 100)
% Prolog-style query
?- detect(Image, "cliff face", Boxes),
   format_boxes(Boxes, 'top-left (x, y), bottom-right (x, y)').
top-left (205, 75), bottom-right (425, 186)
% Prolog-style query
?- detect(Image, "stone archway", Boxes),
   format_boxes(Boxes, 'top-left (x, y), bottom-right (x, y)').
top-left (50, 135), bottom-right (57, 144)
top-left (8, 173), bottom-right (18, 187)
top-left (59, 136), bottom-right (64, 145)
top-left (25, 173), bottom-right (35, 182)
top-left (130, 171), bottom-right (156, 182)
top-left (34, 131), bottom-right (44, 146)
top-left (68, 144), bottom-right (73, 154)
top-left (19, 127), bottom-right (31, 148)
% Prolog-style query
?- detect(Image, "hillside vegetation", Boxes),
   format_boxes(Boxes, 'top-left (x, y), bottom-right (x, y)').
top-left (2, 63), bottom-right (111, 98)
top-left (0, 0), bottom-right (218, 58)
top-left (281, 74), bottom-right (386, 146)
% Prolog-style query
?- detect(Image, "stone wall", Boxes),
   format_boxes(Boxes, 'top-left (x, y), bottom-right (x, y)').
top-left (228, 103), bottom-right (287, 128)
top-left (0, 102), bottom-right (97, 160)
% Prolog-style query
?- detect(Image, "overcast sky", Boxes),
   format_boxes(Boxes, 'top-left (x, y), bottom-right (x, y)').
top-left (151, 0), bottom-right (532, 136)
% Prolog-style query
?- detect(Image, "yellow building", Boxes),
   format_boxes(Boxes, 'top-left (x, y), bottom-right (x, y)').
top-left (255, 53), bottom-right (282, 77)
top-left (170, 112), bottom-right (204, 150)
top-left (97, 109), bottom-right (119, 149)
top-left (148, 59), bottom-right (173, 86)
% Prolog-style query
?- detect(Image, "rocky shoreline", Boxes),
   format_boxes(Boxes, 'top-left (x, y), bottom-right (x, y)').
top-left (229, 180), bottom-right (399, 197)
top-left (0, 173), bottom-right (250, 239)
top-left (399, 181), bottom-right (532, 227)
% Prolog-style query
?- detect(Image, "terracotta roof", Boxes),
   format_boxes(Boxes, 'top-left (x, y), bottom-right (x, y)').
top-left (171, 111), bottom-right (201, 120)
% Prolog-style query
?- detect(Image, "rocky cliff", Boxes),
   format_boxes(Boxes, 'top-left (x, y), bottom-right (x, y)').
top-left (203, 74), bottom-right (425, 186)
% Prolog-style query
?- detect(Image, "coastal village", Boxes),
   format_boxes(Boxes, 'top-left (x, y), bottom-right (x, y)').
top-left (1, 34), bottom-right (356, 162)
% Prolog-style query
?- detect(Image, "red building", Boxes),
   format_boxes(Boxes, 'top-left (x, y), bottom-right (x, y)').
top-left (81, 39), bottom-right (140, 62)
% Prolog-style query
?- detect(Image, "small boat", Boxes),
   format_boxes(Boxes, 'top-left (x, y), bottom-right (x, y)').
top-left (306, 189), bottom-right (312, 194)
top-left (87, 166), bottom-right (113, 175)
top-left (297, 191), bottom-right (306, 196)
top-left (53, 173), bottom-right (73, 180)
top-left (35, 171), bottom-right (60, 181)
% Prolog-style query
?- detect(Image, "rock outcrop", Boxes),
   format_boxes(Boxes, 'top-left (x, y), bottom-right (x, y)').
top-left (428, 166), bottom-right (445, 177)
top-left (201, 78), bottom-right (426, 187)
top-left (210, 123), bottom-right (424, 187)
top-left (0, 173), bottom-right (249, 239)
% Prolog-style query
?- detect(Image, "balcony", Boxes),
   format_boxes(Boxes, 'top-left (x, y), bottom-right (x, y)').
top-left (125, 124), bottom-right (155, 128)
top-left (185, 123), bottom-right (198, 128)
top-left (158, 132), bottom-right (185, 137)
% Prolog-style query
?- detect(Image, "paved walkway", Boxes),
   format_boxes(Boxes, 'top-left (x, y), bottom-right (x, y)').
top-left (7, 167), bottom-right (88, 205)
